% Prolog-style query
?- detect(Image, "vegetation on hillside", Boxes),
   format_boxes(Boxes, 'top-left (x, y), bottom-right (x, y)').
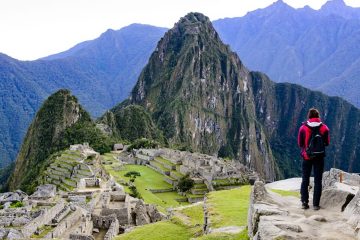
top-left (8, 90), bottom-right (115, 193)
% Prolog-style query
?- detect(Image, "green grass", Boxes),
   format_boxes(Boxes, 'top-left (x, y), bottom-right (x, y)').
top-left (207, 186), bottom-right (251, 228)
top-left (270, 189), bottom-right (300, 198)
top-left (116, 186), bottom-right (252, 240)
top-left (195, 229), bottom-right (249, 240)
top-left (171, 170), bottom-right (184, 178)
top-left (155, 156), bottom-right (175, 166)
top-left (177, 204), bottom-right (204, 226)
top-left (115, 220), bottom-right (193, 240)
top-left (104, 164), bottom-right (187, 212)
top-left (30, 225), bottom-right (54, 238)
top-left (151, 161), bottom-right (170, 171)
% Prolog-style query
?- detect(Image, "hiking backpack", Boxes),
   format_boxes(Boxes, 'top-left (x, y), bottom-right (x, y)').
top-left (306, 124), bottom-right (325, 159)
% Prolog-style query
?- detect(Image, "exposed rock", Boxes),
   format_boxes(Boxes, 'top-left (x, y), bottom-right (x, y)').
top-left (275, 223), bottom-right (303, 232)
top-left (249, 171), bottom-right (359, 240)
top-left (0, 228), bottom-right (8, 239)
top-left (3, 202), bottom-right (12, 210)
top-left (68, 195), bottom-right (86, 203)
top-left (320, 188), bottom-right (353, 210)
top-left (6, 229), bottom-right (24, 239)
top-left (344, 189), bottom-right (360, 228)
top-left (12, 216), bottom-right (31, 227)
top-left (308, 215), bottom-right (327, 222)
top-left (30, 184), bottom-right (56, 199)
top-left (146, 204), bottom-right (164, 222)
top-left (323, 168), bottom-right (360, 190)
top-left (134, 200), bottom-right (151, 225)
top-left (0, 191), bottom-right (24, 203)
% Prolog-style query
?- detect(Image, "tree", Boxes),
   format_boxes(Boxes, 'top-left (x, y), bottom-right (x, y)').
top-left (177, 174), bottom-right (195, 192)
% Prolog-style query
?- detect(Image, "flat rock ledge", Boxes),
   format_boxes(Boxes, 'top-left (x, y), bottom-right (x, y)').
top-left (248, 169), bottom-right (360, 240)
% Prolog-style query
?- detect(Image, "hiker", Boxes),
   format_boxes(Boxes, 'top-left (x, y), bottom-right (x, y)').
top-left (298, 108), bottom-right (330, 210)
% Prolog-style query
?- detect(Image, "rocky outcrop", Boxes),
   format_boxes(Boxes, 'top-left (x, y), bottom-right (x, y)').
top-left (134, 200), bottom-right (163, 225)
top-left (0, 190), bottom-right (27, 204)
top-left (249, 169), bottom-right (360, 239)
top-left (29, 184), bottom-right (57, 200)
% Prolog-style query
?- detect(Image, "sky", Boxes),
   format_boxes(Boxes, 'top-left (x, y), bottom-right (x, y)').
top-left (0, 0), bottom-right (359, 60)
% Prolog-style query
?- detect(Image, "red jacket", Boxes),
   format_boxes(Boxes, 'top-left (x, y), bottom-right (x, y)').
top-left (298, 118), bottom-right (330, 160)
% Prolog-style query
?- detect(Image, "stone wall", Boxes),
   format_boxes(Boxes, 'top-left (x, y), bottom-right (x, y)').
top-left (21, 200), bottom-right (66, 238)
top-left (70, 234), bottom-right (95, 240)
top-left (101, 208), bottom-right (130, 225)
top-left (45, 208), bottom-right (83, 238)
top-left (92, 214), bottom-right (117, 229)
top-left (104, 218), bottom-right (119, 240)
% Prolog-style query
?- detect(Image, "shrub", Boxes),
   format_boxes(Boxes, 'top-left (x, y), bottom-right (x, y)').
top-left (177, 174), bottom-right (195, 193)
top-left (124, 171), bottom-right (141, 178)
top-left (10, 201), bottom-right (24, 208)
top-left (129, 185), bottom-right (142, 199)
top-left (127, 138), bottom-right (159, 152)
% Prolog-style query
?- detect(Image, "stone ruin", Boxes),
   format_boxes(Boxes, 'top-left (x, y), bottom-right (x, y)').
top-left (118, 147), bottom-right (256, 202)
top-left (0, 145), bottom-right (164, 240)
top-left (248, 168), bottom-right (360, 239)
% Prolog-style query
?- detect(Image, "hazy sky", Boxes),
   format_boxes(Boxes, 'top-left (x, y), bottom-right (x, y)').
top-left (1, 0), bottom-right (359, 60)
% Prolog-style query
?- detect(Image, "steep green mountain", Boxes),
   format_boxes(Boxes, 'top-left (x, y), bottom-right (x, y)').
top-left (0, 24), bottom-right (166, 168)
top-left (8, 89), bottom-right (114, 192)
top-left (112, 13), bottom-right (277, 181)
top-left (213, 0), bottom-right (360, 108)
top-left (100, 104), bottom-right (164, 143)
top-left (109, 12), bottom-right (360, 179)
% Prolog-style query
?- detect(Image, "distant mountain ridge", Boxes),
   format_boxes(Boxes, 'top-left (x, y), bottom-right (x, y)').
top-left (0, 24), bottom-right (166, 168)
top-left (213, 0), bottom-right (360, 108)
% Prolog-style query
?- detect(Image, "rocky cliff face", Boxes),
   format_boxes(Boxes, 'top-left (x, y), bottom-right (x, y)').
top-left (127, 13), bottom-right (277, 181)
top-left (8, 90), bottom-right (93, 192)
top-left (251, 72), bottom-right (360, 177)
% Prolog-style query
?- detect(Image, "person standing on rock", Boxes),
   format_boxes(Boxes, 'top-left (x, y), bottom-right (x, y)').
top-left (298, 108), bottom-right (330, 210)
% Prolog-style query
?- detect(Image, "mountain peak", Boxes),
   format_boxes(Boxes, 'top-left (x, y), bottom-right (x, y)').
top-left (173, 12), bottom-right (214, 35)
top-left (269, 0), bottom-right (293, 10)
top-left (322, 0), bottom-right (346, 8)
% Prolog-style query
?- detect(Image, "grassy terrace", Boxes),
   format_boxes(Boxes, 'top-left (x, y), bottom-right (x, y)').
top-left (116, 186), bottom-right (251, 240)
top-left (116, 221), bottom-right (193, 240)
top-left (103, 163), bottom-right (188, 212)
top-left (150, 161), bottom-right (170, 172)
top-left (207, 186), bottom-right (251, 228)
top-left (155, 156), bottom-right (175, 166)
top-left (171, 170), bottom-right (184, 178)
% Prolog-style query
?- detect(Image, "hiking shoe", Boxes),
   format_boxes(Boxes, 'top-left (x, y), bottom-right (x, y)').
top-left (313, 206), bottom-right (320, 211)
top-left (302, 203), bottom-right (309, 209)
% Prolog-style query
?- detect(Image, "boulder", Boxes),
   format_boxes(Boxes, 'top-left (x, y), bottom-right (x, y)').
top-left (323, 168), bottom-right (360, 190)
top-left (320, 188), bottom-right (354, 210)
top-left (344, 189), bottom-right (360, 228)
top-left (146, 204), bottom-right (164, 222)
top-left (30, 184), bottom-right (56, 199)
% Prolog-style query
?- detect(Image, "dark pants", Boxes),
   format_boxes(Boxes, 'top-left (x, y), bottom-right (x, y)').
top-left (300, 157), bottom-right (324, 206)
